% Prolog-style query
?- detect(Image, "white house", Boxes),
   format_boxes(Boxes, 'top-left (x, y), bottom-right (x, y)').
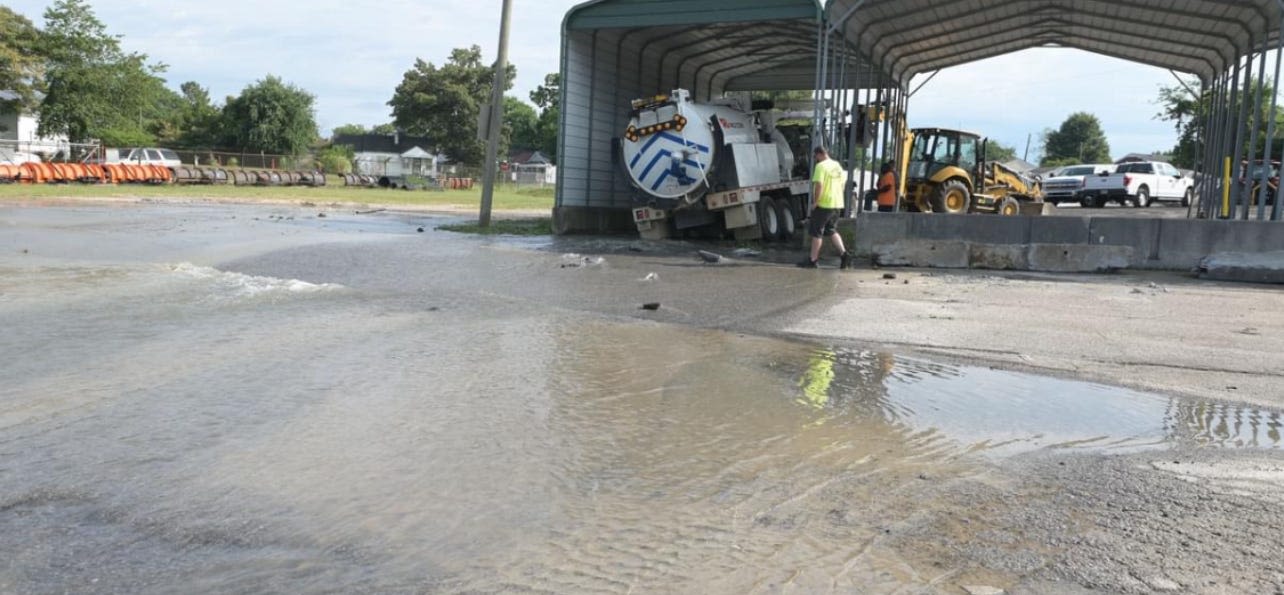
top-left (334, 131), bottom-right (445, 182)
top-left (0, 90), bottom-right (70, 160)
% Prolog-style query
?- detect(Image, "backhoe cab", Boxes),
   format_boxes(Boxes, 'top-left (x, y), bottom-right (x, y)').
top-left (899, 127), bottom-right (1041, 215)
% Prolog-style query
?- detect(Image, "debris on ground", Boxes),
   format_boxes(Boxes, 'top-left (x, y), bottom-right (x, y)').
top-left (883, 273), bottom-right (898, 280)
top-left (640, 272), bottom-right (659, 282)
top-left (317, 212), bottom-right (327, 218)
top-left (356, 208), bottom-right (386, 215)
top-left (561, 254), bottom-right (606, 269)
top-left (731, 248), bottom-right (761, 258)
top-left (698, 250), bottom-right (724, 264)
top-left (641, 302), bottom-right (661, 311)
top-left (417, 227), bottom-right (425, 233)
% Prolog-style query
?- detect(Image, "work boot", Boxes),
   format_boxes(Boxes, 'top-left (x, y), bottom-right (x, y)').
top-left (840, 251), bottom-right (852, 270)
top-left (796, 258), bottom-right (818, 269)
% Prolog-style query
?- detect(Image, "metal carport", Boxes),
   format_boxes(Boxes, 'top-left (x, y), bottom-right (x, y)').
top-left (555, 0), bottom-right (1284, 232)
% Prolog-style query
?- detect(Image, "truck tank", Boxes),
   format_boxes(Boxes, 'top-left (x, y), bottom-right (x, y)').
top-left (621, 89), bottom-right (794, 211)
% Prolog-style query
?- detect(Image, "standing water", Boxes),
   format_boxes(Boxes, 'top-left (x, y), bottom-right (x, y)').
top-left (0, 204), bottom-right (1277, 593)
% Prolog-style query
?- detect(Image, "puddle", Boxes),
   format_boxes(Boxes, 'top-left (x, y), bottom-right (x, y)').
top-left (802, 347), bottom-right (1282, 456)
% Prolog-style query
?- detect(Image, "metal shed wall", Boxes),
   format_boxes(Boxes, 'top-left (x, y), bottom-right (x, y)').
top-left (555, 0), bottom-right (886, 231)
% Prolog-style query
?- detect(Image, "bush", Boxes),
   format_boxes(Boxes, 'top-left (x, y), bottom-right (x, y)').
top-left (316, 144), bottom-right (354, 174)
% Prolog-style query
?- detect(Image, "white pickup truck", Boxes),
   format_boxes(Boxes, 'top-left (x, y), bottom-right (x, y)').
top-left (1079, 161), bottom-right (1194, 208)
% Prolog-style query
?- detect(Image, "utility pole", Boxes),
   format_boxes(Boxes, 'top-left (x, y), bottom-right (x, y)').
top-left (479, 0), bottom-right (514, 228)
top-left (1023, 133), bottom-right (1032, 162)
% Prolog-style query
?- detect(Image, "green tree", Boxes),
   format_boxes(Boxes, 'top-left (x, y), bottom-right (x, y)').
top-left (315, 143), bottom-right (354, 174)
top-left (0, 6), bottom-right (45, 126)
top-left (387, 45), bottom-right (515, 165)
top-left (331, 123), bottom-right (368, 136)
top-left (529, 73), bottom-right (559, 110)
top-left (986, 141), bottom-right (1018, 163)
top-left (37, 0), bottom-right (173, 145)
top-left (221, 75), bottom-right (318, 155)
top-left (1157, 75), bottom-right (1284, 169)
top-left (158, 81), bottom-right (222, 148)
top-left (1041, 112), bottom-right (1111, 166)
top-left (529, 73), bottom-right (560, 162)
top-left (371, 123), bottom-right (397, 135)
top-left (505, 95), bottom-right (539, 153)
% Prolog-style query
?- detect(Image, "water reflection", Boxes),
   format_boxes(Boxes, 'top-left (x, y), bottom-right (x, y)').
top-left (795, 347), bottom-right (1281, 456)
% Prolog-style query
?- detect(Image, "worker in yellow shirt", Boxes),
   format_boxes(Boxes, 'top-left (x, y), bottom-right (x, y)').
top-left (798, 146), bottom-right (851, 269)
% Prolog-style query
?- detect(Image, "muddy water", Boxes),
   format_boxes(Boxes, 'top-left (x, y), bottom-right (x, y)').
top-left (0, 204), bottom-right (1279, 593)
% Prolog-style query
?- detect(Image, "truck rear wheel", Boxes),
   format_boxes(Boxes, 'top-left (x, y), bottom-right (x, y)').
top-left (929, 180), bottom-right (971, 214)
top-left (774, 197), bottom-right (797, 241)
top-left (1182, 188), bottom-right (1193, 207)
top-left (1132, 186), bottom-right (1150, 208)
top-left (759, 197), bottom-right (781, 242)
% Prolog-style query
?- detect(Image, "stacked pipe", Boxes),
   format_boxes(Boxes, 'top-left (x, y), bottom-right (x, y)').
top-left (342, 174), bottom-right (379, 187)
top-left (2, 162), bottom-right (324, 188)
top-left (0, 164), bottom-right (22, 183)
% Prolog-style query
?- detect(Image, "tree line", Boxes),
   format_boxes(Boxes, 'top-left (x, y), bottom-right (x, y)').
top-left (0, 1), bottom-right (558, 167)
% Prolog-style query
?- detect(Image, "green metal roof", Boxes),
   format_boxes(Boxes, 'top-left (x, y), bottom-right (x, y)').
top-left (565, 0), bottom-right (822, 30)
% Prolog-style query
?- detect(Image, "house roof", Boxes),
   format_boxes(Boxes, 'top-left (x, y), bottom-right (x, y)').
top-left (334, 132), bottom-right (434, 155)
top-left (401, 146), bottom-right (433, 159)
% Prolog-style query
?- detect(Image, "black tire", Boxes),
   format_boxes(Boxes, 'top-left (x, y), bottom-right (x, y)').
top-left (1079, 196), bottom-right (1094, 208)
top-left (1182, 188), bottom-right (1193, 207)
top-left (929, 179), bottom-right (971, 214)
top-left (758, 197), bottom-right (780, 241)
top-left (774, 196), bottom-right (797, 241)
top-left (1133, 186), bottom-right (1150, 208)
top-left (997, 197), bottom-right (1020, 216)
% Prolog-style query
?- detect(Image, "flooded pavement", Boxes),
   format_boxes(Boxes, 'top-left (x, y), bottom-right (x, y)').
top-left (2, 203), bottom-right (1282, 593)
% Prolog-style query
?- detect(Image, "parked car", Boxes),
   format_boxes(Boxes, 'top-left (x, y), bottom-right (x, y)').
top-left (1238, 159), bottom-right (1279, 206)
top-left (1080, 161), bottom-right (1194, 208)
top-left (1040, 163), bottom-right (1116, 206)
top-left (89, 147), bottom-right (183, 168)
top-left (0, 150), bottom-right (40, 165)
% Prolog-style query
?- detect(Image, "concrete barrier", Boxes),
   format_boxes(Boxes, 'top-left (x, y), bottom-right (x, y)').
top-left (1199, 251), bottom-right (1284, 284)
top-left (847, 213), bottom-right (1284, 273)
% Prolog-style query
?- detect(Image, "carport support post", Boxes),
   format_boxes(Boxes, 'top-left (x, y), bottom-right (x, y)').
top-left (845, 58), bottom-right (863, 216)
top-left (1203, 73), bottom-right (1228, 217)
top-left (1248, 33), bottom-right (1271, 220)
top-left (1219, 59), bottom-right (1242, 219)
top-left (1230, 51), bottom-right (1255, 216)
top-left (1262, 8), bottom-right (1284, 221)
top-left (478, 0), bottom-right (513, 229)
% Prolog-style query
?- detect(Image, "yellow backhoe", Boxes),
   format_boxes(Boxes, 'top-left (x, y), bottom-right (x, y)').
top-left (896, 127), bottom-right (1043, 215)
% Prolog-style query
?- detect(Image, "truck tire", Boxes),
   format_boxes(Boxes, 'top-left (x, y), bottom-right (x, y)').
top-left (929, 179), bottom-right (971, 214)
top-left (1133, 186), bottom-right (1150, 208)
top-left (774, 197), bottom-right (797, 241)
top-left (1182, 188), bottom-right (1193, 207)
top-left (997, 196), bottom-right (1020, 216)
top-left (759, 197), bottom-right (781, 241)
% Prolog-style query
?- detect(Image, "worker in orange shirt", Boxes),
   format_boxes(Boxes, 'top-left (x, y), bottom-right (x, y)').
top-left (876, 161), bottom-right (898, 212)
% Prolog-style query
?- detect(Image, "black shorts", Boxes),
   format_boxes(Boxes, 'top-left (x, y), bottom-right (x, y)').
top-left (877, 205), bottom-right (895, 213)
top-left (807, 207), bottom-right (841, 237)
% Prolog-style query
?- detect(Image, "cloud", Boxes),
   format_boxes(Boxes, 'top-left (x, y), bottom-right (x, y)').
top-left (5, 0), bottom-right (1205, 154)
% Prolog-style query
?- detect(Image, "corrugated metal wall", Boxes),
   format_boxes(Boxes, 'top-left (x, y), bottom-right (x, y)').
top-left (558, 28), bottom-right (728, 210)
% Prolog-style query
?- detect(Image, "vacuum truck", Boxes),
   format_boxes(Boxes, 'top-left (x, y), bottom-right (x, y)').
top-left (623, 90), bottom-right (814, 241)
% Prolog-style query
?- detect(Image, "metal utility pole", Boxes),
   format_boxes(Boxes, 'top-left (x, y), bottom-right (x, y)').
top-left (479, 0), bottom-right (514, 228)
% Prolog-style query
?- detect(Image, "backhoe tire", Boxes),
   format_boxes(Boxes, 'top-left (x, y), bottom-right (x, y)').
top-left (759, 197), bottom-right (781, 242)
top-left (997, 197), bottom-right (1020, 216)
top-left (774, 197), bottom-right (797, 241)
top-left (1133, 186), bottom-right (1151, 208)
top-left (929, 179), bottom-right (971, 214)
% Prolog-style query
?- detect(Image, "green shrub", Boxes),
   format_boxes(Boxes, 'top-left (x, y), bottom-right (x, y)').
top-left (316, 144), bottom-right (355, 174)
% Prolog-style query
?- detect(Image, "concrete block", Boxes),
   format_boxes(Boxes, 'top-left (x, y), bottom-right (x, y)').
top-left (845, 212), bottom-right (911, 256)
top-left (873, 240), bottom-right (971, 269)
top-left (552, 206), bottom-right (636, 235)
top-left (1027, 243), bottom-right (1134, 273)
top-left (1030, 216), bottom-right (1091, 244)
top-left (911, 213), bottom-right (1031, 244)
top-left (969, 243), bottom-right (1029, 270)
top-left (1088, 217), bottom-right (1160, 265)
top-left (1021, 202), bottom-right (1059, 216)
top-left (1199, 251), bottom-right (1284, 284)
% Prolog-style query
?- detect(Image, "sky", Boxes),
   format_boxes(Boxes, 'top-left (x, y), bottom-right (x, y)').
top-left (5, 0), bottom-right (1192, 159)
